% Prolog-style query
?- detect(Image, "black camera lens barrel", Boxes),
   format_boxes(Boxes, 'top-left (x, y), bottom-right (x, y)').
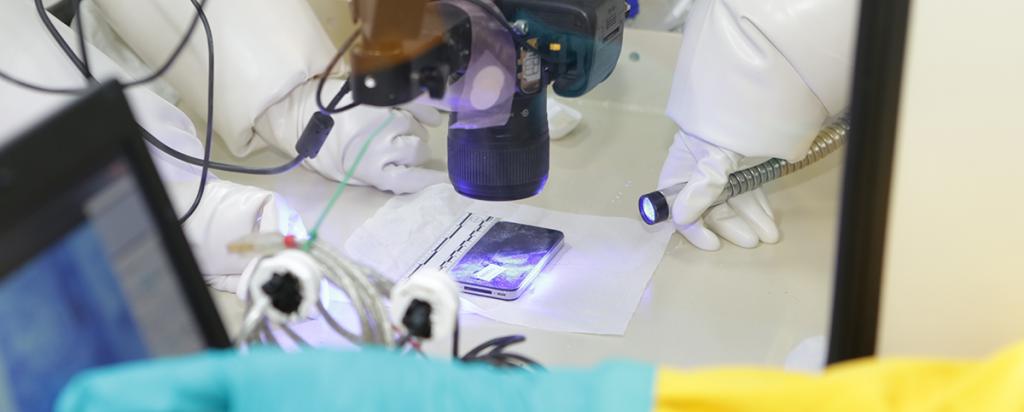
top-left (447, 90), bottom-right (549, 201)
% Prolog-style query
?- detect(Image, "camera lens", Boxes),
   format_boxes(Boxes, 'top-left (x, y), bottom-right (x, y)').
top-left (447, 91), bottom-right (549, 201)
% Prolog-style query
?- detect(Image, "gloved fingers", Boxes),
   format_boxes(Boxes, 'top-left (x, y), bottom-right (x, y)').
top-left (669, 150), bottom-right (734, 226)
top-left (704, 203), bottom-right (760, 249)
top-left (380, 134), bottom-right (433, 167)
top-left (171, 180), bottom-right (307, 290)
top-left (374, 164), bottom-right (450, 195)
top-left (547, 98), bottom-right (583, 140)
top-left (677, 219), bottom-right (723, 251)
top-left (356, 113), bottom-right (432, 178)
top-left (657, 130), bottom-right (699, 189)
top-left (727, 190), bottom-right (780, 244)
top-left (399, 103), bottom-right (444, 128)
top-left (255, 188), bottom-right (309, 239)
top-left (384, 112), bottom-right (431, 145)
top-left (752, 189), bottom-right (776, 220)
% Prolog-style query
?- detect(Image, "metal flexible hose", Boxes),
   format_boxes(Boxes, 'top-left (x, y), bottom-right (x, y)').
top-left (716, 115), bottom-right (851, 204)
top-left (640, 116), bottom-right (851, 225)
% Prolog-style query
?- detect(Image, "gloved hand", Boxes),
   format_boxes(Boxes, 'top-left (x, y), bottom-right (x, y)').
top-left (56, 348), bottom-right (654, 412)
top-left (254, 79), bottom-right (448, 194)
top-left (663, 0), bottom-right (858, 249)
top-left (166, 180), bottom-right (307, 292)
top-left (91, 0), bottom-right (448, 194)
top-left (659, 130), bottom-right (778, 251)
top-left (0, 2), bottom-right (306, 292)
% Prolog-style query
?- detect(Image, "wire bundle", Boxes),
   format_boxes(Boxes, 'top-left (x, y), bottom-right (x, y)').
top-left (230, 233), bottom-right (396, 348)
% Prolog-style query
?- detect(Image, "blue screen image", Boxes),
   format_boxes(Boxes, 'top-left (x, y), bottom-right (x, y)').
top-left (0, 223), bottom-right (148, 412)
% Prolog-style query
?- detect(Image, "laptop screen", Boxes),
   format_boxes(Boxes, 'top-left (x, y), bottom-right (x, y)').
top-left (0, 158), bottom-right (207, 412)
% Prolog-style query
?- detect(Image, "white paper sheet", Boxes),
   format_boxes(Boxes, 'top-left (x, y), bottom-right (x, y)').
top-left (345, 185), bottom-right (674, 335)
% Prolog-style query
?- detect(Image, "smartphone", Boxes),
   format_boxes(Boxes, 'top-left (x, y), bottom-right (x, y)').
top-left (447, 222), bottom-right (564, 300)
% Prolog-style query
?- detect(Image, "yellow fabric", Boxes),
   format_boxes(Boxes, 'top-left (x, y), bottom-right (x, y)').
top-left (656, 343), bottom-right (1024, 411)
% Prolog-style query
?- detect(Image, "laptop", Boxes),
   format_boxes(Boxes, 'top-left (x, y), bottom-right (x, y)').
top-left (0, 82), bottom-right (230, 411)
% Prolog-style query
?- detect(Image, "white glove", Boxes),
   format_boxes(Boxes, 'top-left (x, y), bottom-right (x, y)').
top-left (663, 0), bottom-right (857, 249)
top-left (90, 0), bottom-right (337, 157)
top-left (547, 98), bottom-right (583, 140)
top-left (659, 131), bottom-right (778, 250)
top-left (253, 79), bottom-right (449, 194)
top-left (0, 2), bottom-right (305, 291)
top-left (167, 180), bottom-right (306, 292)
top-left (91, 0), bottom-right (447, 193)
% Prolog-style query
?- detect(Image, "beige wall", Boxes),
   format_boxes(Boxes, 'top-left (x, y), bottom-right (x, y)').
top-left (876, 1), bottom-right (1024, 358)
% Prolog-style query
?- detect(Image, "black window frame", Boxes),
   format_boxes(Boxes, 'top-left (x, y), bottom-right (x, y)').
top-left (827, 0), bottom-right (913, 363)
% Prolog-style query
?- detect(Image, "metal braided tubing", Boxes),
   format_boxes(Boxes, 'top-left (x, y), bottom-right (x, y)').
top-left (723, 116), bottom-right (850, 200)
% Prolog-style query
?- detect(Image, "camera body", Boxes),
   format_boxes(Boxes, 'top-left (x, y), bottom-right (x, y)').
top-left (349, 0), bottom-right (625, 201)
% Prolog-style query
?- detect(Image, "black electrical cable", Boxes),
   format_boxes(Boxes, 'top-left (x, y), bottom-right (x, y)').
top-left (0, 0), bottom-right (204, 93)
top-left (55, 0), bottom-right (216, 222)
top-left (326, 80), bottom-right (351, 111)
top-left (37, 0), bottom-right (305, 205)
top-left (315, 26), bottom-right (362, 114)
top-left (146, 2), bottom-right (350, 175)
top-left (459, 334), bottom-right (543, 369)
top-left (34, 0), bottom-right (91, 79)
top-left (142, 130), bottom-right (305, 175)
top-left (118, 0), bottom-right (308, 177)
top-left (175, 0), bottom-right (214, 224)
top-left (8, 0), bottom-right (345, 210)
top-left (452, 321), bottom-right (541, 370)
top-left (72, 0), bottom-right (94, 81)
top-left (461, 335), bottom-right (523, 359)
top-left (0, 70), bottom-right (88, 94)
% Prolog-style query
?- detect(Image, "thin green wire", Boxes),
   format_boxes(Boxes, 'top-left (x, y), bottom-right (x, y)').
top-left (304, 111), bottom-right (396, 251)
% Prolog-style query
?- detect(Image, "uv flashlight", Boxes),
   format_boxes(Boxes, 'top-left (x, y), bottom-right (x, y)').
top-left (638, 182), bottom-right (733, 225)
top-left (638, 116), bottom-right (851, 226)
top-left (638, 186), bottom-right (675, 225)
top-left (637, 183), bottom-right (689, 225)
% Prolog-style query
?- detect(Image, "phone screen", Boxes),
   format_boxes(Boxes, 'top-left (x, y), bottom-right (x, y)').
top-left (449, 222), bottom-right (564, 292)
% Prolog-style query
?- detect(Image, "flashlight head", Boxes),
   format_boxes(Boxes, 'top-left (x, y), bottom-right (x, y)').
top-left (638, 190), bottom-right (670, 225)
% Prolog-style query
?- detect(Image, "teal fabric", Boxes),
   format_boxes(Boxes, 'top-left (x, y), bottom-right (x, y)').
top-left (56, 347), bottom-right (655, 412)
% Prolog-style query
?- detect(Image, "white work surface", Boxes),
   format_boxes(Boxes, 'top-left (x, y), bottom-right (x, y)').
top-left (208, 29), bottom-right (844, 369)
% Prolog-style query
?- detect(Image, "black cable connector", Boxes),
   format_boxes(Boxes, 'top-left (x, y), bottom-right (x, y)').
top-left (402, 299), bottom-right (434, 339)
top-left (261, 272), bottom-right (304, 314)
top-left (295, 112), bottom-right (334, 159)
